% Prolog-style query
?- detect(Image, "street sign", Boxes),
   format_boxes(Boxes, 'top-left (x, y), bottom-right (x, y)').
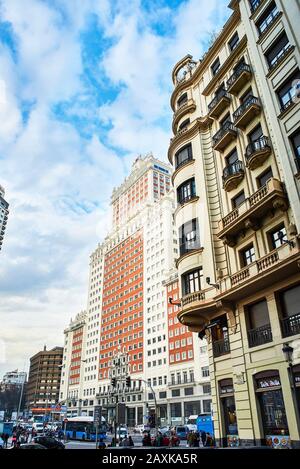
top-left (94, 406), bottom-right (102, 426)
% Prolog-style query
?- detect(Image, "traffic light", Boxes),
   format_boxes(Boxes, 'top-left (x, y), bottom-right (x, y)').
top-left (125, 376), bottom-right (131, 388)
top-left (111, 377), bottom-right (116, 387)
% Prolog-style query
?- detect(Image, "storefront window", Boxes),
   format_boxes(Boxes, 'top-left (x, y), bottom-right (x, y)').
top-left (255, 371), bottom-right (290, 448)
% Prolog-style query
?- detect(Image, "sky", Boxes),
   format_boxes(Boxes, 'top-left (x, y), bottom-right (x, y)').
top-left (0, 0), bottom-right (230, 377)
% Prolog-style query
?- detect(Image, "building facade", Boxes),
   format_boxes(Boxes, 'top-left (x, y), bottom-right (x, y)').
top-left (26, 346), bottom-right (63, 415)
top-left (60, 154), bottom-right (211, 426)
top-left (168, 0), bottom-right (300, 448)
top-left (2, 370), bottom-right (27, 386)
top-left (0, 185), bottom-right (9, 253)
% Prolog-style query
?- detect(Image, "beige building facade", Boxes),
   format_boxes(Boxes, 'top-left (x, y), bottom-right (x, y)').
top-left (168, 0), bottom-right (300, 448)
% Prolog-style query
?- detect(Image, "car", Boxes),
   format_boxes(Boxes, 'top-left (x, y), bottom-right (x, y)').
top-left (33, 436), bottom-right (65, 449)
top-left (20, 443), bottom-right (48, 450)
top-left (33, 422), bottom-right (45, 434)
top-left (175, 425), bottom-right (190, 440)
top-left (158, 426), bottom-right (170, 435)
top-left (117, 427), bottom-right (128, 439)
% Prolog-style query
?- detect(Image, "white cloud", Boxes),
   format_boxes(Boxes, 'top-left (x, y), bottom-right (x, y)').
top-left (0, 0), bottom-right (229, 375)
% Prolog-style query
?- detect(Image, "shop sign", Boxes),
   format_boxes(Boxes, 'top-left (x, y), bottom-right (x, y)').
top-left (266, 435), bottom-right (291, 449)
top-left (227, 435), bottom-right (239, 447)
top-left (256, 377), bottom-right (281, 389)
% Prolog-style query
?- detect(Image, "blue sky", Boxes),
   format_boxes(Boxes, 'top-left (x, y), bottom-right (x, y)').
top-left (0, 0), bottom-right (230, 375)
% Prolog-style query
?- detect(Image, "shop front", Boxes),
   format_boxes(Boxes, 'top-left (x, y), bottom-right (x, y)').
top-left (254, 370), bottom-right (290, 449)
top-left (219, 378), bottom-right (238, 447)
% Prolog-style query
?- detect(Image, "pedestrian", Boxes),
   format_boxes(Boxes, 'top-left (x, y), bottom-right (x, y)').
top-left (169, 432), bottom-right (177, 447)
top-left (187, 431), bottom-right (193, 447)
top-left (205, 432), bottom-right (213, 447)
top-left (98, 438), bottom-right (106, 449)
top-left (156, 432), bottom-right (163, 447)
top-left (200, 430), bottom-right (207, 447)
top-left (142, 432), bottom-right (151, 446)
top-left (11, 432), bottom-right (17, 447)
top-left (119, 437), bottom-right (124, 447)
top-left (193, 431), bottom-right (200, 447)
top-left (128, 436), bottom-right (134, 447)
top-left (3, 433), bottom-right (9, 449)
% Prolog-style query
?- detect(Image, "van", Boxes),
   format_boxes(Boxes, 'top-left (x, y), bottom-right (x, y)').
top-left (175, 425), bottom-right (189, 440)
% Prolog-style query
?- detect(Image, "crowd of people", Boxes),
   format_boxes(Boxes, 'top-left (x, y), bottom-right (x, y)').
top-left (187, 430), bottom-right (215, 447)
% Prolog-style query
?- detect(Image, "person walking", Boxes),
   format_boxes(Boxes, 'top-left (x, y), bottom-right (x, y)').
top-left (200, 430), bottom-right (207, 447)
top-left (98, 438), bottom-right (106, 449)
top-left (128, 436), bottom-right (134, 447)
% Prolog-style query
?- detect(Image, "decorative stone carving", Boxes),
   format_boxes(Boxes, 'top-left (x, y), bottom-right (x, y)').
top-left (222, 234), bottom-right (236, 247)
top-left (288, 223), bottom-right (297, 236)
top-left (244, 217), bottom-right (260, 231)
top-left (272, 197), bottom-right (289, 212)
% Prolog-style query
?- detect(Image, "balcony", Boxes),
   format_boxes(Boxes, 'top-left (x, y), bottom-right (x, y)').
top-left (182, 290), bottom-right (205, 307)
top-left (177, 287), bottom-right (218, 331)
top-left (222, 160), bottom-right (244, 192)
top-left (233, 95), bottom-right (261, 129)
top-left (227, 63), bottom-right (252, 95)
top-left (208, 89), bottom-right (231, 119)
top-left (248, 324), bottom-right (273, 348)
top-left (281, 313), bottom-right (300, 338)
top-left (212, 121), bottom-right (238, 152)
top-left (212, 338), bottom-right (230, 358)
top-left (245, 136), bottom-right (272, 170)
top-left (218, 178), bottom-right (288, 246)
top-left (172, 98), bottom-right (196, 133)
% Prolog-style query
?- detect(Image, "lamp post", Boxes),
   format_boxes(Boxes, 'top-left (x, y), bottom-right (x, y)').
top-left (282, 343), bottom-right (300, 443)
top-left (139, 379), bottom-right (158, 438)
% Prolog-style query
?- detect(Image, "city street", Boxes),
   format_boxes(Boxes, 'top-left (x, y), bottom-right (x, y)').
top-left (64, 433), bottom-right (190, 449)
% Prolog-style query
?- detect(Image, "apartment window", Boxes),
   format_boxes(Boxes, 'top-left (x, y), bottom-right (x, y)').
top-left (184, 387), bottom-right (194, 396)
top-left (211, 57), bottom-right (220, 76)
top-left (265, 32), bottom-right (290, 70)
top-left (256, 1), bottom-right (279, 36)
top-left (225, 148), bottom-right (238, 166)
top-left (159, 391), bottom-right (167, 399)
top-left (247, 299), bottom-right (272, 347)
top-left (182, 268), bottom-right (203, 295)
top-left (258, 167), bottom-right (273, 187)
top-left (202, 366), bottom-right (210, 378)
top-left (276, 70), bottom-right (300, 112)
top-left (232, 191), bottom-right (245, 209)
top-left (249, 0), bottom-right (261, 13)
top-left (228, 32), bottom-right (239, 52)
top-left (175, 143), bottom-right (193, 169)
top-left (177, 178), bottom-right (196, 204)
top-left (179, 219), bottom-right (200, 255)
top-left (203, 400), bottom-right (212, 413)
top-left (178, 118), bottom-right (190, 131)
top-left (290, 129), bottom-right (300, 171)
top-left (203, 384), bottom-right (211, 394)
top-left (269, 225), bottom-right (287, 249)
top-left (172, 389), bottom-right (180, 397)
top-left (220, 112), bottom-right (231, 127)
top-left (248, 123), bottom-right (263, 144)
top-left (177, 93), bottom-right (188, 108)
top-left (240, 244), bottom-right (255, 266)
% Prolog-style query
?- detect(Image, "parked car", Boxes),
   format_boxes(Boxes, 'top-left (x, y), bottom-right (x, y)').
top-left (20, 443), bottom-right (48, 450)
top-left (33, 436), bottom-right (65, 449)
top-left (175, 425), bottom-right (190, 440)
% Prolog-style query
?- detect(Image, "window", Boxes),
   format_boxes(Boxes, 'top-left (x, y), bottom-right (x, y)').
top-left (220, 112), bottom-right (231, 127)
top-left (203, 400), bottom-right (212, 413)
top-left (211, 57), bottom-right (220, 76)
top-left (258, 167), bottom-right (273, 187)
top-left (177, 178), bottom-right (196, 204)
top-left (177, 93), bottom-right (188, 108)
top-left (290, 129), bottom-right (300, 171)
top-left (249, 0), bottom-right (261, 13)
top-left (248, 123), bottom-right (263, 143)
top-left (184, 387), bottom-right (194, 396)
top-left (179, 219), bottom-right (200, 255)
top-left (232, 191), bottom-right (245, 209)
top-left (172, 389), bottom-right (180, 397)
top-left (175, 144), bottom-right (193, 169)
top-left (256, 1), bottom-right (279, 36)
top-left (182, 268), bottom-right (203, 295)
top-left (265, 32), bottom-right (290, 69)
top-left (240, 244), bottom-right (255, 266)
top-left (159, 391), bottom-right (166, 399)
top-left (228, 32), bottom-right (239, 51)
top-left (225, 148), bottom-right (238, 166)
top-left (247, 299), bottom-right (272, 347)
top-left (203, 384), bottom-right (211, 394)
top-left (269, 225), bottom-right (287, 249)
top-left (178, 118), bottom-right (190, 131)
top-left (276, 70), bottom-right (300, 112)
top-left (202, 366), bottom-right (210, 378)
top-left (279, 284), bottom-right (300, 318)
